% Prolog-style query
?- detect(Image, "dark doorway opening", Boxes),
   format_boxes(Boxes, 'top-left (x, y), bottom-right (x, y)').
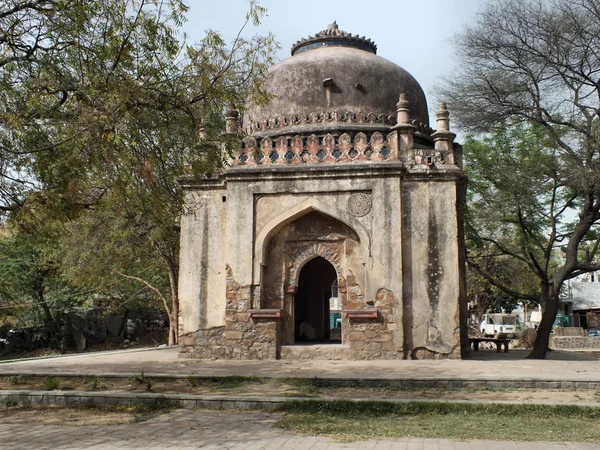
top-left (294, 256), bottom-right (340, 343)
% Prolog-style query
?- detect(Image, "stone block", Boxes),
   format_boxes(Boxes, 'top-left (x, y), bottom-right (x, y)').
top-left (385, 351), bottom-right (398, 359)
top-left (348, 332), bottom-right (366, 342)
top-left (179, 335), bottom-right (196, 346)
top-left (226, 331), bottom-right (243, 340)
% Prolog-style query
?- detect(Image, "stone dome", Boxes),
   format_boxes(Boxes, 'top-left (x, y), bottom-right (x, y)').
top-left (243, 23), bottom-right (430, 137)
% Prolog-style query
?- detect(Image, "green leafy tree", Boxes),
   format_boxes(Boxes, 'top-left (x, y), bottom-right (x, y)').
top-left (0, 233), bottom-right (89, 347)
top-left (1, 0), bottom-right (277, 345)
top-left (460, 124), bottom-right (599, 358)
top-left (466, 254), bottom-right (537, 326)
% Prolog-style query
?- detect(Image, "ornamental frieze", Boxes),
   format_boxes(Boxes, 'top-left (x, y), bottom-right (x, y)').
top-left (235, 132), bottom-right (398, 166)
top-left (245, 110), bottom-right (434, 137)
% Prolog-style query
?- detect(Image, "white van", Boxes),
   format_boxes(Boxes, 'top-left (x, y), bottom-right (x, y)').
top-left (480, 314), bottom-right (517, 338)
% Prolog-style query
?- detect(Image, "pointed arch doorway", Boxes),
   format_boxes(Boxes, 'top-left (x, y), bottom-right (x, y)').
top-left (294, 256), bottom-right (341, 343)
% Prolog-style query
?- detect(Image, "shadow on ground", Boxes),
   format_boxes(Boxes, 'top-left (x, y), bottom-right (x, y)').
top-left (467, 348), bottom-right (600, 361)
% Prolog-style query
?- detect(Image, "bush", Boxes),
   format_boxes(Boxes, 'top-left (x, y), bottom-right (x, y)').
top-left (515, 326), bottom-right (537, 349)
top-left (84, 376), bottom-right (107, 391)
top-left (7, 375), bottom-right (25, 385)
top-left (43, 376), bottom-right (61, 390)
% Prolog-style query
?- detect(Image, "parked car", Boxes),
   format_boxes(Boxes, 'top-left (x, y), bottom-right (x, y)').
top-left (480, 314), bottom-right (517, 338)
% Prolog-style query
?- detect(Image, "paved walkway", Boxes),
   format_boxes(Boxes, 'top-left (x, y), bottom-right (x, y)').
top-left (0, 409), bottom-right (598, 450)
top-left (2, 349), bottom-right (600, 449)
top-left (1, 347), bottom-right (599, 382)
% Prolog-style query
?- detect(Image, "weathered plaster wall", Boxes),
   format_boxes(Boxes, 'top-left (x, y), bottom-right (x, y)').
top-left (401, 174), bottom-right (461, 358)
top-left (248, 166), bottom-right (403, 320)
top-left (178, 187), bottom-right (227, 335)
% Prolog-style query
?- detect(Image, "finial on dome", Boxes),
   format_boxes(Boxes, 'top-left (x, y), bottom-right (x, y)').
top-left (226, 105), bottom-right (239, 134)
top-left (432, 102), bottom-right (456, 155)
top-left (396, 93), bottom-right (411, 124)
top-left (291, 23), bottom-right (377, 55)
top-left (436, 102), bottom-right (450, 131)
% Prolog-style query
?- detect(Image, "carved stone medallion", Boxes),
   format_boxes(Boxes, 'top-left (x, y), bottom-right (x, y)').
top-left (347, 193), bottom-right (372, 217)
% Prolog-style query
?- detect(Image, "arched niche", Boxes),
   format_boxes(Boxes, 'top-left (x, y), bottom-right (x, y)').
top-left (259, 210), bottom-right (365, 345)
top-left (253, 197), bottom-right (372, 286)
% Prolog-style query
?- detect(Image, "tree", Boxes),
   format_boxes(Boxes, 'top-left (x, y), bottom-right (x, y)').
top-left (0, 232), bottom-right (90, 349)
top-left (466, 251), bottom-right (537, 327)
top-left (1, 0), bottom-right (277, 345)
top-left (460, 124), bottom-right (599, 358)
top-left (441, 0), bottom-right (600, 358)
top-left (462, 125), bottom-right (568, 328)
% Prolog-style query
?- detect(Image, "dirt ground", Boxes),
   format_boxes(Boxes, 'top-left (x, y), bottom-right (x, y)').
top-left (2, 375), bottom-right (600, 405)
top-left (0, 405), bottom-right (139, 425)
top-left (0, 331), bottom-right (168, 361)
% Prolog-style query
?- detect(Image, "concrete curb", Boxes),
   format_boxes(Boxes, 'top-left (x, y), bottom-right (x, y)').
top-left (2, 372), bottom-right (600, 390)
top-left (2, 389), bottom-right (600, 410)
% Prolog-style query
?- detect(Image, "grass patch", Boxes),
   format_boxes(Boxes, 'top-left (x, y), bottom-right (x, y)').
top-left (187, 375), bottom-right (199, 387)
top-left (211, 376), bottom-right (263, 389)
top-left (186, 375), bottom-right (265, 391)
top-left (129, 370), bottom-right (147, 384)
top-left (84, 376), bottom-right (107, 391)
top-left (4, 399), bottom-right (18, 407)
top-left (0, 405), bottom-right (160, 426)
top-left (43, 376), bottom-right (61, 391)
top-left (6, 375), bottom-right (26, 385)
top-left (275, 400), bottom-right (600, 443)
top-left (131, 397), bottom-right (173, 423)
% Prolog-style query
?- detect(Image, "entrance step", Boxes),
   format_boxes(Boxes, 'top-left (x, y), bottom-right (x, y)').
top-left (280, 344), bottom-right (350, 360)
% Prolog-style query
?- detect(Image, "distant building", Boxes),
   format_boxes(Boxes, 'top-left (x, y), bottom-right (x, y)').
top-left (564, 281), bottom-right (600, 330)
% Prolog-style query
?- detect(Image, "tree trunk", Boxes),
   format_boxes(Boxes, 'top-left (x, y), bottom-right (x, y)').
top-left (37, 285), bottom-right (54, 326)
top-left (166, 257), bottom-right (179, 346)
top-left (527, 282), bottom-right (558, 359)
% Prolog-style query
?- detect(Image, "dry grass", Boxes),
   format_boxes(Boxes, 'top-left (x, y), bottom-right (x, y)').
top-left (0, 405), bottom-right (138, 426)
top-left (275, 401), bottom-right (600, 443)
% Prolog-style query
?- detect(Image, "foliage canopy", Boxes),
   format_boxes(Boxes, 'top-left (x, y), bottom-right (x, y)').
top-left (0, 0), bottom-right (277, 347)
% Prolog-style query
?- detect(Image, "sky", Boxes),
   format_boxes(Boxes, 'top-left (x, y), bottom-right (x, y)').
top-left (183, 0), bottom-right (490, 127)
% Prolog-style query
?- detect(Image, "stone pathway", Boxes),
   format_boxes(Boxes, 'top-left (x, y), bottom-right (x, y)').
top-left (0, 409), bottom-right (598, 450)
top-left (1, 347), bottom-right (600, 384)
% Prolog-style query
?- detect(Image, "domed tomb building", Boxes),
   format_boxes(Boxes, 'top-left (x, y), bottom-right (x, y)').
top-left (178, 24), bottom-right (466, 360)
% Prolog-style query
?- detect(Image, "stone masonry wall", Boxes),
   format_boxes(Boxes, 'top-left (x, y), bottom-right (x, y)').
top-left (344, 288), bottom-right (400, 360)
top-left (553, 327), bottom-right (586, 337)
top-left (180, 265), bottom-right (278, 360)
top-left (550, 336), bottom-right (600, 349)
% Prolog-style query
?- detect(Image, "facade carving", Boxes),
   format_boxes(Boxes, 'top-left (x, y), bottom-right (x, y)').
top-left (246, 112), bottom-right (433, 140)
top-left (347, 193), bottom-right (372, 217)
top-left (234, 130), bottom-right (453, 167)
